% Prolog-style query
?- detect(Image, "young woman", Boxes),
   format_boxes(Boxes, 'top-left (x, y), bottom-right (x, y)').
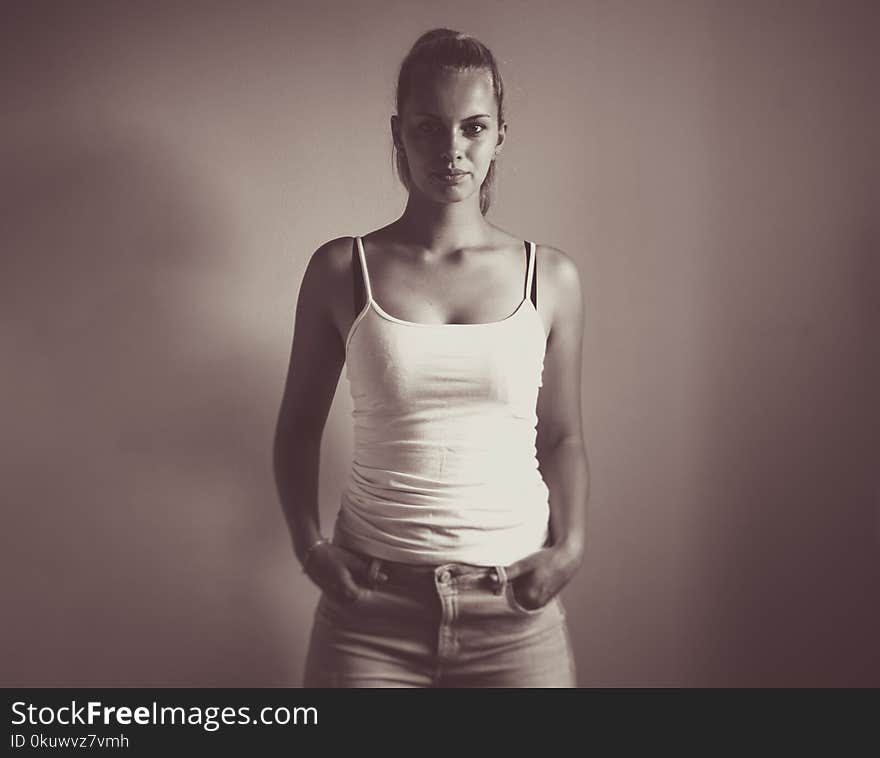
top-left (274, 28), bottom-right (589, 687)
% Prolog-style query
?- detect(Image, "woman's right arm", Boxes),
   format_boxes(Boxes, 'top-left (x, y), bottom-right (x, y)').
top-left (272, 238), bottom-right (374, 600)
top-left (273, 239), bottom-right (345, 561)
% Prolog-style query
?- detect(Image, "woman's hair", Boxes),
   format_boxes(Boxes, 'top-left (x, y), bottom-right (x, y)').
top-left (393, 28), bottom-right (506, 216)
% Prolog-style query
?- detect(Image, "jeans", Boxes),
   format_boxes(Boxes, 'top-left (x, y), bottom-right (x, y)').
top-left (303, 555), bottom-right (576, 687)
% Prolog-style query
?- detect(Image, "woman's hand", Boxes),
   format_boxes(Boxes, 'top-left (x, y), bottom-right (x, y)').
top-left (304, 543), bottom-right (385, 604)
top-left (504, 543), bottom-right (583, 611)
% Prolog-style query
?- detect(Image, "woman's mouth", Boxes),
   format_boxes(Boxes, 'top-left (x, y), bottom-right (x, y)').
top-left (431, 171), bottom-right (468, 185)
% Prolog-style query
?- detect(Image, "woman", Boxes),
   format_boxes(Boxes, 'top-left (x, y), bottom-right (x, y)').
top-left (274, 28), bottom-right (589, 687)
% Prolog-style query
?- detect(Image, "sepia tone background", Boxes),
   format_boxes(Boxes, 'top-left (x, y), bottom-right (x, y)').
top-left (2, 0), bottom-right (877, 686)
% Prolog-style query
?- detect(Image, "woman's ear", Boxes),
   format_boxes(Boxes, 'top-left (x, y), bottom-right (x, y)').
top-left (495, 121), bottom-right (507, 155)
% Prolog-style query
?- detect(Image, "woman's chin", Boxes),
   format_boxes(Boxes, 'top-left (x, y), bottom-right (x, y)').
top-left (414, 177), bottom-right (480, 204)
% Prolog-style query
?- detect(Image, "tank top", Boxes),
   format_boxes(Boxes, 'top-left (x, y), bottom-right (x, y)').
top-left (332, 236), bottom-right (550, 566)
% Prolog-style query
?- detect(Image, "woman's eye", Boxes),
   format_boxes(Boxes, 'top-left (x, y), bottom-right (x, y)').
top-left (415, 122), bottom-right (486, 136)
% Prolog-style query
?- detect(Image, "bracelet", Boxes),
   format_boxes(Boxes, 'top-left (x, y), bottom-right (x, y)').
top-left (301, 537), bottom-right (330, 573)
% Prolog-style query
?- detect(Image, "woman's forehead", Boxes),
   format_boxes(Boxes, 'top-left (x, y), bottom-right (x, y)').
top-left (404, 66), bottom-right (496, 116)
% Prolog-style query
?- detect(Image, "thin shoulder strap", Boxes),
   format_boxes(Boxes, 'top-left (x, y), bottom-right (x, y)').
top-left (524, 240), bottom-right (537, 308)
top-left (351, 236), bottom-right (372, 315)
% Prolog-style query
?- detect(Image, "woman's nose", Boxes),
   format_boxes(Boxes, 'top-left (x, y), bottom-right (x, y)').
top-left (440, 130), bottom-right (465, 162)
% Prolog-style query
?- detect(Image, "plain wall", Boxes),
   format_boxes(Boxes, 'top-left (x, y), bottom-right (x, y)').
top-left (2, 0), bottom-right (877, 686)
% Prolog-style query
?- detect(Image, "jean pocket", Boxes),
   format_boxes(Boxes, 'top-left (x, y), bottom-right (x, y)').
top-left (505, 579), bottom-right (547, 616)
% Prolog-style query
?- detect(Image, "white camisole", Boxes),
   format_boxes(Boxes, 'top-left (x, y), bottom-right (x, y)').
top-left (332, 236), bottom-right (550, 566)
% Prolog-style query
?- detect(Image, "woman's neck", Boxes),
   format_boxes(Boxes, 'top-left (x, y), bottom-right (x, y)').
top-left (392, 194), bottom-right (493, 255)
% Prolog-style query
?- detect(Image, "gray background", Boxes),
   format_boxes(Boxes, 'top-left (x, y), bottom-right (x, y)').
top-left (2, 0), bottom-right (877, 685)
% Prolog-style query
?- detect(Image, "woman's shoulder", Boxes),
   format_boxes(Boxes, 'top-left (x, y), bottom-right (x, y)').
top-left (489, 226), bottom-right (574, 267)
top-left (487, 226), bottom-right (581, 323)
top-left (499, 228), bottom-right (577, 292)
top-left (524, 238), bottom-right (584, 336)
top-left (308, 235), bottom-right (357, 277)
top-left (533, 242), bottom-right (579, 287)
top-left (300, 236), bottom-right (357, 316)
top-left (299, 236), bottom-right (362, 342)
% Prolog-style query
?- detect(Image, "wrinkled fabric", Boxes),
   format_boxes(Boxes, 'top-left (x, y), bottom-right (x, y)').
top-left (333, 237), bottom-right (550, 566)
top-left (304, 558), bottom-right (576, 688)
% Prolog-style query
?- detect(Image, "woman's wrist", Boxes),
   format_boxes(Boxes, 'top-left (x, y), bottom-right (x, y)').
top-left (293, 528), bottom-right (326, 564)
top-left (300, 535), bottom-right (330, 573)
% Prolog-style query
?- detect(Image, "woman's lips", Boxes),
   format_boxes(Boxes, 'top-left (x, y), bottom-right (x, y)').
top-left (431, 172), bottom-right (468, 185)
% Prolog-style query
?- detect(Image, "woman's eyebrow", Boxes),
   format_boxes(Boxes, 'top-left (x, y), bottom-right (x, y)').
top-left (413, 112), bottom-right (492, 120)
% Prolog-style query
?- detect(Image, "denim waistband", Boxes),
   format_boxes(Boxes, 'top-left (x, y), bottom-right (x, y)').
top-left (351, 551), bottom-right (509, 595)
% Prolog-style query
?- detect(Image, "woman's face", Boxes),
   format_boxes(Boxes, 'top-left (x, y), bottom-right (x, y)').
top-left (393, 66), bottom-right (505, 205)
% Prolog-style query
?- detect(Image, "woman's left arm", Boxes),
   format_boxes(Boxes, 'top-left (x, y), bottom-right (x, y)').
top-left (506, 246), bottom-right (590, 608)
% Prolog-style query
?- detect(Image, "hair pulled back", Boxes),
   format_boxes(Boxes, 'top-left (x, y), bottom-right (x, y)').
top-left (393, 28), bottom-right (505, 216)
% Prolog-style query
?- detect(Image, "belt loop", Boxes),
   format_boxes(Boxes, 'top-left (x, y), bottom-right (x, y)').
top-left (491, 565), bottom-right (507, 595)
top-left (367, 558), bottom-right (382, 589)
